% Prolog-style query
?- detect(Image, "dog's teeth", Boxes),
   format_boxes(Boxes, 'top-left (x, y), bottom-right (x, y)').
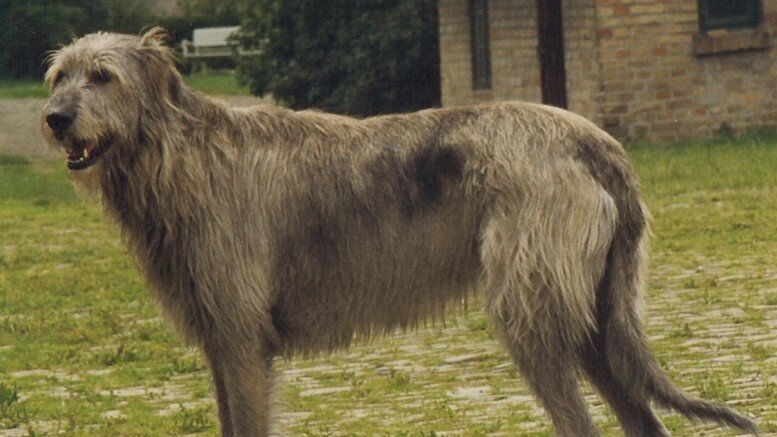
top-left (84, 148), bottom-right (89, 159)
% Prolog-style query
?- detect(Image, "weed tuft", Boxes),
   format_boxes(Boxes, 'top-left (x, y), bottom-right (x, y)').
top-left (172, 404), bottom-right (214, 434)
top-left (0, 383), bottom-right (28, 429)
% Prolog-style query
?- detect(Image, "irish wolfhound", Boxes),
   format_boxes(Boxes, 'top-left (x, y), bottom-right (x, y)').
top-left (41, 28), bottom-right (757, 436)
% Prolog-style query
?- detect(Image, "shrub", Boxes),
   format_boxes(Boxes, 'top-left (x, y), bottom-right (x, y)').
top-left (235, 0), bottom-right (440, 116)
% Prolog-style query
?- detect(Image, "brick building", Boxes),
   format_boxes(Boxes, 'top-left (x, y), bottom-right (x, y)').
top-left (439, 1), bottom-right (776, 142)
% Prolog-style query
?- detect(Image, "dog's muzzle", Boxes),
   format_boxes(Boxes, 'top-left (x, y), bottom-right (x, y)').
top-left (45, 107), bottom-right (76, 140)
top-left (44, 105), bottom-right (113, 171)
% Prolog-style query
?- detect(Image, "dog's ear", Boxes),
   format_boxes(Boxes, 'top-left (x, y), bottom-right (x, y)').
top-left (139, 27), bottom-right (176, 68)
top-left (138, 27), bottom-right (181, 106)
top-left (140, 27), bottom-right (170, 48)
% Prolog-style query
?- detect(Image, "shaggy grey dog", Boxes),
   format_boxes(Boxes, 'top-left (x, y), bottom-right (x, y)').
top-left (41, 28), bottom-right (758, 436)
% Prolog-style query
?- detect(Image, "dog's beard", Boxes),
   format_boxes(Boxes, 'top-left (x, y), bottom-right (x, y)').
top-left (68, 161), bottom-right (104, 200)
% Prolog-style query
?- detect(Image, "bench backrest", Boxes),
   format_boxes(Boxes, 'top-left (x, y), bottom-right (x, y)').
top-left (191, 26), bottom-right (240, 47)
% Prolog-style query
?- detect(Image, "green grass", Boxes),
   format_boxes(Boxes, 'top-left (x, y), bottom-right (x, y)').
top-left (0, 135), bottom-right (775, 435)
top-left (0, 71), bottom-right (248, 99)
top-left (182, 71), bottom-right (249, 96)
top-left (0, 79), bottom-right (49, 98)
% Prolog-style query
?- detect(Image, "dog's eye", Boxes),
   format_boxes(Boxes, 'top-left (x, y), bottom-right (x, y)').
top-left (89, 69), bottom-right (112, 85)
top-left (52, 71), bottom-right (67, 87)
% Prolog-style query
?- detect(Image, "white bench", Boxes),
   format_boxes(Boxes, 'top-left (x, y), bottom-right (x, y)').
top-left (181, 26), bottom-right (241, 60)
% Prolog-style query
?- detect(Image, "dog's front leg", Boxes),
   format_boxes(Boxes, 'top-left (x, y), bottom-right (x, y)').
top-left (203, 340), bottom-right (236, 436)
top-left (214, 339), bottom-right (275, 437)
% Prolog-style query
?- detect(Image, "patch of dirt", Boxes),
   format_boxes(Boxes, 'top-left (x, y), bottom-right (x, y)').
top-left (0, 99), bottom-right (52, 160)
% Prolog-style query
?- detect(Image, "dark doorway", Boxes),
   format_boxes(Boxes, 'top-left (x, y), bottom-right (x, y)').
top-left (536, 0), bottom-right (568, 108)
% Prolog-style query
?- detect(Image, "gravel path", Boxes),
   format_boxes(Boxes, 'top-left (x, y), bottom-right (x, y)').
top-left (0, 99), bottom-right (53, 160)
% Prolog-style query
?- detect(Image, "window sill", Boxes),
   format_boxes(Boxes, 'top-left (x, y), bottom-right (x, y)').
top-left (692, 27), bottom-right (770, 56)
top-left (472, 88), bottom-right (494, 100)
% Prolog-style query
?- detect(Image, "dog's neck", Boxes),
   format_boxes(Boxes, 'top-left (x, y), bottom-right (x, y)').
top-left (99, 92), bottom-right (210, 236)
top-left (98, 82), bottom-right (280, 238)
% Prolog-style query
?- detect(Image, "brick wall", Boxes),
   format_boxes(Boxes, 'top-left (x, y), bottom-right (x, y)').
top-left (595, 0), bottom-right (776, 141)
top-left (439, 0), bottom-right (475, 105)
top-left (559, 0), bottom-right (599, 122)
top-left (440, 0), bottom-right (543, 106)
top-left (439, 0), bottom-right (777, 142)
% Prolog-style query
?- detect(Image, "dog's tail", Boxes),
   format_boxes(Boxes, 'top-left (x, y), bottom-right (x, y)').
top-left (600, 176), bottom-right (759, 435)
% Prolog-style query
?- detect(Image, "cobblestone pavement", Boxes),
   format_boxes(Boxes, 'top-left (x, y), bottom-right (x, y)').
top-left (3, 260), bottom-right (772, 436)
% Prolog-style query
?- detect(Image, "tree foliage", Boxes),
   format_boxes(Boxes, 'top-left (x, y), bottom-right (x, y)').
top-left (0, 0), bottom-right (103, 78)
top-left (157, 0), bottom-right (242, 47)
top-left (236, 0), bottom-right (440, 116)
top-left (0, 0), bottom-right (240, 79)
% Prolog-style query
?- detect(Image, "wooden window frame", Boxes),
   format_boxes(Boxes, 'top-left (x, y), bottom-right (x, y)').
top-left (693, 0), bottom-right (769, 56)
top-left (698, 0), bottom-right (761, 32)
top-left (469, 0), bottom-right (492, 90)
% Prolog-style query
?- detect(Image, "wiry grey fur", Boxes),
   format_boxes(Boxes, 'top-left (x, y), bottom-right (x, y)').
top-left (41, 29), bottom-right (758, 436)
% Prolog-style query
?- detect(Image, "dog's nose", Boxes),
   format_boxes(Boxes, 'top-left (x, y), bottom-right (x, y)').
top-left (45, 110), bottom-right (75, 133)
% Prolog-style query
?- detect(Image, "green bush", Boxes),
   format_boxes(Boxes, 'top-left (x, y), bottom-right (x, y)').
top-left (235, 0), bottom-right (440, 116)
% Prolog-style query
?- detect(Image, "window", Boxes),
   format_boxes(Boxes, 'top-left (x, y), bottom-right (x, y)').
top-left (698, 0), bottom-right (760, 31)
top-left (693, 0), bottom-right (768, 56)
top-left (470, 0), bottom-right (492, 90)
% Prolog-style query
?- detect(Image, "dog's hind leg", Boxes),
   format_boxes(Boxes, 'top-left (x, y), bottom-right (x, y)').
top-left (480, 177), bottom-right (618, 436)
top-left (487, 284), bottom-right (601, 437)
top-left (576, 242), bottom-right (668, 437)
top-left (481, 228), bottom-right (602, 435)
top-left (578, 336), bottom-right (669, 437)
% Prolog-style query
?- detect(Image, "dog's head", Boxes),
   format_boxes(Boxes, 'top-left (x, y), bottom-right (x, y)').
top-left (41, 28), bottom-right (181, 173)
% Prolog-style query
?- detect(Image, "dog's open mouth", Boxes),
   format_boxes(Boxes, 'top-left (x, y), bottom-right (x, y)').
top-left (66, 136), bottom-right (112, 170)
